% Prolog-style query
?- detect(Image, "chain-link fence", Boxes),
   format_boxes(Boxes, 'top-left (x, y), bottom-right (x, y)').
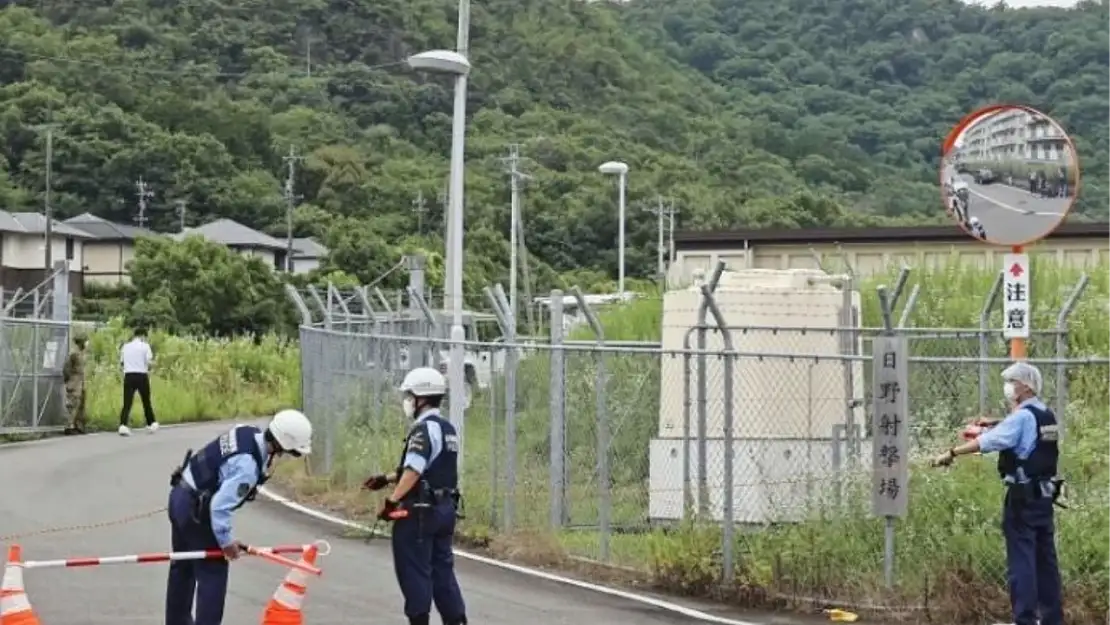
top-left (0, 266), bottom-right (73, 435)
top-left (288, 263), bottom-right (1109, 620)
top-left (0, 317), bottom-right (71, 433)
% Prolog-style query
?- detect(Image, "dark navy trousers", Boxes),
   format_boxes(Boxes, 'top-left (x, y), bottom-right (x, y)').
top-left (391, 501), bottom-right (467, 624)
top-left (165, 485), bottom-right (230, 625)
top-left (1003, 490), bottom-right (1063, 625)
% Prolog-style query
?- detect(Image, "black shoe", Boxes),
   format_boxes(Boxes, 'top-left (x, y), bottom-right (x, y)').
top-left (408, 614), bottom-right (430, 625)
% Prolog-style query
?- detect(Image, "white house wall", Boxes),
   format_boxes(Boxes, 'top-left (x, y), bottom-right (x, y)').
top-left (2, 233), bottom-right (84, 272)
top-left (82, 241), bottom-right (134, 285)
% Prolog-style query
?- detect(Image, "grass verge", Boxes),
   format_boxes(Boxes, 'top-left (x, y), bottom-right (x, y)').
top-left (81, 319), bottom-right (300, 430)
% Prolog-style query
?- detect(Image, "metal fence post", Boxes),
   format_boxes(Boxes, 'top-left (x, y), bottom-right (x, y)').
top-left (493, 283), bottom-right (518, 532)
top-left (978, 272), bottom-right (1003, 415)
top-left (701, 285), bottom-right (736, 584)
top-left (1054, 274), bottom-right (1089, 437)
top-left (548, 290), bottom-right (567, 529)
top-left (571, 287), bottom-right (609, 561)
top-left (695, 262), bottom-right (726, 518)
top-left (51, 261), bottom-right (69, 323)
top-left (31, 289), bottom-right (39, 426)
top-left (407, 255), bottom-right (427, 366)
top-left (681, 328), bottom-right (694, 518)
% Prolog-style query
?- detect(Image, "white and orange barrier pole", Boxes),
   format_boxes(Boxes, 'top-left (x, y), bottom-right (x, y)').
top-left (1, 545), bottom-right (40, 625)
top-left (21, 542), bottom-right (326, 577)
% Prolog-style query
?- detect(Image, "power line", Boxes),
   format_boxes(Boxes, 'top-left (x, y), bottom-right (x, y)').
top-left (282, 146), bottom-right (304, 273)
top-left (134, 177), bottom-right (154, 229)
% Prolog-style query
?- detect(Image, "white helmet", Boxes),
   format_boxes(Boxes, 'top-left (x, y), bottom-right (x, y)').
top-left (400, 367), bottom-right (447, 397)
top-left (268, 409), bottom-right (313, 455)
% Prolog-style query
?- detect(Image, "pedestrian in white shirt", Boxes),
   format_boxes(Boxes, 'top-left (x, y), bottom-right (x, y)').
top-left (119, 328), bottom-right (158, 436)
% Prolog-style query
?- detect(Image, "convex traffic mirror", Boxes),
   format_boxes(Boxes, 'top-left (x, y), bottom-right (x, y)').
top-left (940, 104), bottom-right (1080, 246)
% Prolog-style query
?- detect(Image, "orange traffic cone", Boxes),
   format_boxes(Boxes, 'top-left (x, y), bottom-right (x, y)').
top-left (0, 545), bottom-right (40, 625)
top-left (260, 544), bottom-right (320, 624)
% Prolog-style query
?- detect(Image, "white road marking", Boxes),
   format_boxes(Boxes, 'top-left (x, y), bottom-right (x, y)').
top-left (968, 187), bottom-right (1066, 218)
top-left (257, 486), bottom-right (768, 625)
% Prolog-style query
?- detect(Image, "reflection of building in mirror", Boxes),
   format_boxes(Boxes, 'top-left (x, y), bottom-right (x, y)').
top-left (942, 106), bottom-right (1079, 247)
top-left (955, 108), bottom-right (1073, 165)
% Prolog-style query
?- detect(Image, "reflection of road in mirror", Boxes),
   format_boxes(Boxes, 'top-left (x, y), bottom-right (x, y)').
top-left (941, 105), bottom-right (1079, 246)
top-left (943, 163), bottom-right (1071, 245)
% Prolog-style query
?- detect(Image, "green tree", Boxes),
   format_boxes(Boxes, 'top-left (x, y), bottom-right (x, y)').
top-left (128, 235), bottom-right (289, 336)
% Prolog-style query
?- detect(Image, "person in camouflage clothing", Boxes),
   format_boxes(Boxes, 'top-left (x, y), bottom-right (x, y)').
top-left (63, 335), bottom-right (88, 435)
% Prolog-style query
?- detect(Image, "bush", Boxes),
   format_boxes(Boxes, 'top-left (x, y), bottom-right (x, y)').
top-left (83, 318), bottom-right (300, 429)
top-left (271, 260), bottom-right (1108, 623)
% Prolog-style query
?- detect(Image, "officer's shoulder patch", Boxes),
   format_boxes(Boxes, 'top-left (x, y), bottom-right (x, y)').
top-left (236, 482), bottom-right (252, 498)
top-left (407, 427), bottom-right (429, 453)
top-left (218, 428), bottom-right (239, 456)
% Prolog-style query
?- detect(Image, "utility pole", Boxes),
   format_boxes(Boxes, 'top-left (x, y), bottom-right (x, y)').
top-left (501, 144), bottom-right (530, 324)
top-left (134, 177), bottom-right (154, 229)
top-left (41, 126), bottom-right (55, 273)
top-left (645, 195), bottom-right (667, 282)
top-left (175, 199), bottom-right (187, 233)
top-left (437, 178), bottom-right (449, 235)
top-left (411, 190), bottom-right (428, 234)
top-left (304, 27), bottom-right (312, 77)
top-left (282, 146), bottom-right (303, 273)
top-left (666, 199), bottom-right (680, 265)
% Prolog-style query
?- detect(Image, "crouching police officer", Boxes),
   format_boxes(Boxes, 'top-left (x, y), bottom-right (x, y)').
top-left (364, 367), bottom-right (468, 625)
top-left (932, 362), bottom-right (1063, 625)
top-left (165, 409), bottom-right (313, 625)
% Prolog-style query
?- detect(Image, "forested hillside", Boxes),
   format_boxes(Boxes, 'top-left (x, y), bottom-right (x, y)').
top-left (621, 0), bottom-right (1109, 220)
top-left (0, 0), bottom-right (1106, 294)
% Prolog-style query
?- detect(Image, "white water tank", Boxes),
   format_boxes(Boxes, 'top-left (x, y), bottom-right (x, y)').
top-left (649, 268), bottom-right (867, 524)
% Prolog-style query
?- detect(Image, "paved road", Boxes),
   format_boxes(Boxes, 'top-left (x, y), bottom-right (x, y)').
top-left (0, 421), bottom-right (795, 625)
top-left (956, 174), bottom-right (1071, 245)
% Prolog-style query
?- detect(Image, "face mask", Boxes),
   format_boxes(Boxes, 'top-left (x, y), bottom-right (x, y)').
top-left (1003, 382), bottom-right (1018, 402)
top-left (402, 396), bottom-right (416, 419)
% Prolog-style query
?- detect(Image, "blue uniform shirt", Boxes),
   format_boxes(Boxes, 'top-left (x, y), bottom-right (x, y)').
top-left (182, 430), bottom-right (269, 547)
top-left (977, 397), bottom-right (1046, 483)
top-left (402, 410), bottom-right (445, 475)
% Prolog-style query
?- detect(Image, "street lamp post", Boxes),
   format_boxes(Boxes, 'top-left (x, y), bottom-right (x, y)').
top-left (598, 160), bottom-right (629, 296)
top-left (406, 48), bottom-right (471, 469)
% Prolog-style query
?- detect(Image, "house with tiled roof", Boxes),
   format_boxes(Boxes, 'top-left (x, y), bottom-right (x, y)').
top-left (64, 213), bottom-right (159, 286)
top-left (176, 218), bottom-right (289, 270)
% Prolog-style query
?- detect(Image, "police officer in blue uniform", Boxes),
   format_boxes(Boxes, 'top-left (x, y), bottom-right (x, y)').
top-left (932, 362), bottom-right (1063, 625)
top-left (364, 367), bottom-right (468, 625)
top-left (165, 409), bottom-right (313, 625)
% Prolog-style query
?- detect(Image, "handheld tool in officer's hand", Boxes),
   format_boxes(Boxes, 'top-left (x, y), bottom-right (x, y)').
top-left (377, 498), bottom-right (410, 521)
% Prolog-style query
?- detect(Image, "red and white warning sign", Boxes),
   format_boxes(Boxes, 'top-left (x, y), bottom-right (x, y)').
top-left (1002, 253), bottom-right (1031, 340)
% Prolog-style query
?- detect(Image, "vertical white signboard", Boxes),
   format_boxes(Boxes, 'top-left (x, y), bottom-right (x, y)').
top-left (871, 335), bottom-right (910, 518)
top-left (1002, 253), bottom-right (1031, 340)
